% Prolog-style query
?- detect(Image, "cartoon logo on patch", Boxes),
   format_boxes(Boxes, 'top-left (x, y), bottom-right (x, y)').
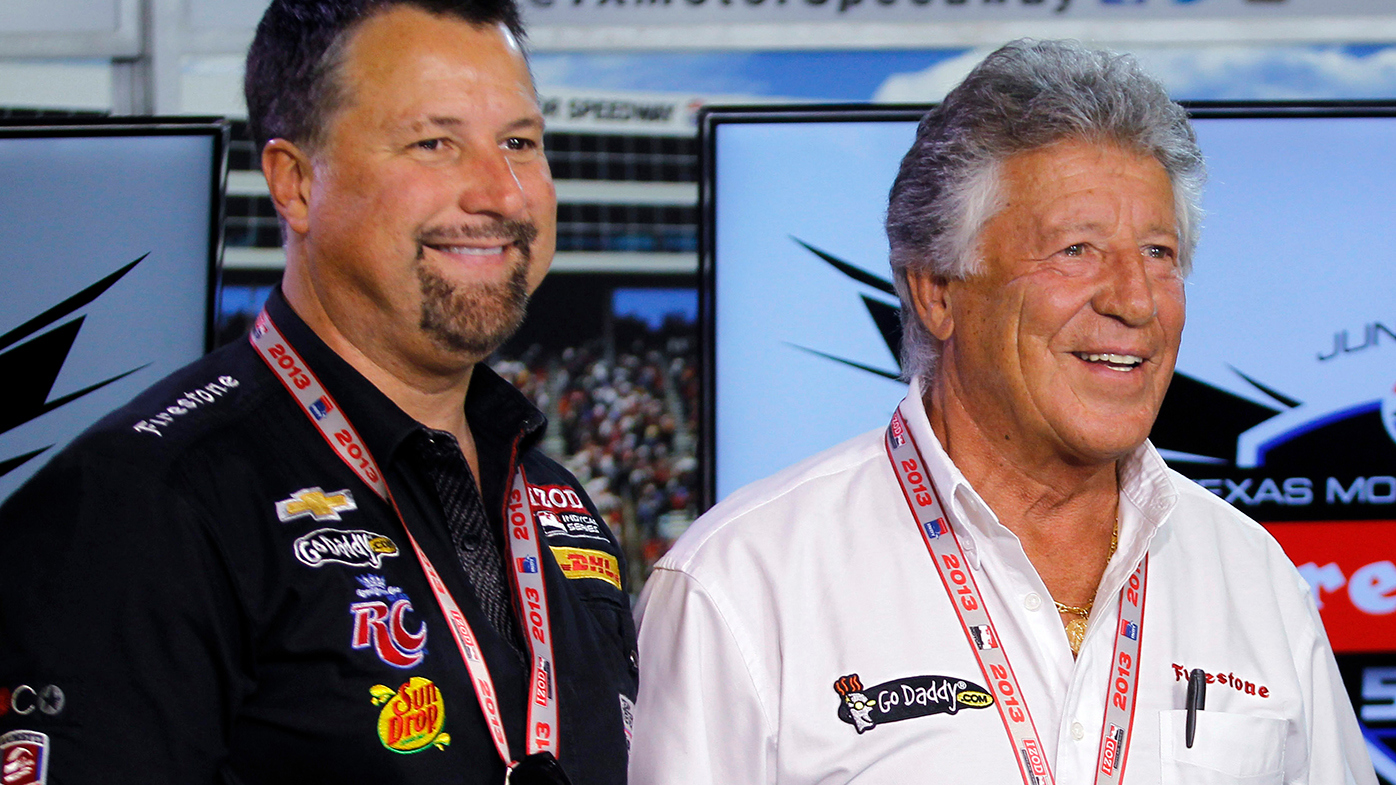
top-left (369, 678), bottom-right (450, 753)
top-left (276, 487), bottom-right (357, 523)
top-left (294, 528), bottom-right (398, 568)
top-left (833, 673), bottom-right (993, 734)
top-left (0, 730), bottom-right (49, 785)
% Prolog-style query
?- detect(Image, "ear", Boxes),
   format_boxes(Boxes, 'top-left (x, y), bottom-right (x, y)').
top-left (261, 138), bottom-right (314, 236)
top-left (905, 267), bottom-right (955, 342)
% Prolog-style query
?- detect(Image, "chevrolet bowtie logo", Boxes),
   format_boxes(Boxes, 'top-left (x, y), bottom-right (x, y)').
top-left (275, 487), bottom-right (358, 523)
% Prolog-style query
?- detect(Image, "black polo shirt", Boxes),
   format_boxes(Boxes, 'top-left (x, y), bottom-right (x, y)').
top-left (0, 289), bottom-right (637, 784)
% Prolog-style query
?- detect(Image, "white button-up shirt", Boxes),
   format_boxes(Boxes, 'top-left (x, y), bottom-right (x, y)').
top-left (630, 379), bottom-right (1375, 785)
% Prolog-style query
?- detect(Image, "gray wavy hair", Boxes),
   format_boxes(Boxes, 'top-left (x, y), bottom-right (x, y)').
top-left (885, 39), bottom-right (1205, 383)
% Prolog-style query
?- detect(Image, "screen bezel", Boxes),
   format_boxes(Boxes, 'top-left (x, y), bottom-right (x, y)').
top-left (0, 116), bottom-right (231, 354)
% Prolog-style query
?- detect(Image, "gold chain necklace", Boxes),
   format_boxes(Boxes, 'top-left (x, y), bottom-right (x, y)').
top-left (1056, 519), bottom-right (1119, 656)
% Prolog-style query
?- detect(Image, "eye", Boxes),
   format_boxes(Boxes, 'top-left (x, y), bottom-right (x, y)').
top-left (413, 138), bottom-right (447, 152)
top-left (1062, 243), bottom-right (1087, 257)
top-left (1143, 244), bottom-right (1176, 260)
top-left (503, 136), bottom-right (540, 153)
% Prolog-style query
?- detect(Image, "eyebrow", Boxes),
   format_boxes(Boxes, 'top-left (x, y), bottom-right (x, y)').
top-left (1046, 220), bottom-right (1179, 240)
top-left (400, 115), bottom-right (544, 134)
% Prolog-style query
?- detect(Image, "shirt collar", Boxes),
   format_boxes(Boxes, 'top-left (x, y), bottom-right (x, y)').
top-left (898, 375), bottom-right (1178, 579)
top-left (263, 287), bottom-right (546, 468)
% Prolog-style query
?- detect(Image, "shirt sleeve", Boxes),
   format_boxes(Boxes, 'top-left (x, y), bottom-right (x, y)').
top-left (0, 450), bottom-right (246, 783)
top-left (1294, 578), bottom-right (1378, 785)
top-left (628, 566), bottom-right (774, 785)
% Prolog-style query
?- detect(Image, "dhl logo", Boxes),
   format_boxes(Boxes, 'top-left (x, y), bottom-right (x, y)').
top-left (549, 546), bottom-right (622, 590)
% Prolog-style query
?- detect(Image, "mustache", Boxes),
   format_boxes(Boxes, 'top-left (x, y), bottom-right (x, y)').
top-left (416, 220), bottom-right (538, 259)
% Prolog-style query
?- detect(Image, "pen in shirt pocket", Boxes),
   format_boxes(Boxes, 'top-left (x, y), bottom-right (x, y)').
top-left (1186, 668), bottom-right (1207, 748)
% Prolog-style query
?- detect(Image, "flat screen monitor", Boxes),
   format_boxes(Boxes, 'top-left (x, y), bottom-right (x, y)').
top-left (0, 119), bottom-right (227, 503)
top-left (702, 103), bottom-right (1396, 768)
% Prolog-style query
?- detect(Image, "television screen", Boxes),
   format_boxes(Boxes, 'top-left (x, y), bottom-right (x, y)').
top-left (0, 120), bottom-right (227, 503)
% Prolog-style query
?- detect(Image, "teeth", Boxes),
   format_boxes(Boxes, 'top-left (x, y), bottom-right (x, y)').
top-left (433, 245), bottom-right (506, 256)
top-left (1076, 352), bottom-right (1144, 370)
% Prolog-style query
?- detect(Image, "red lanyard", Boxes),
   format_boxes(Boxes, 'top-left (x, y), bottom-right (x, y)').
top-left (885, 404), bottom-right (1146, 784)
top-left (250, 309), bottom-right (560, 767)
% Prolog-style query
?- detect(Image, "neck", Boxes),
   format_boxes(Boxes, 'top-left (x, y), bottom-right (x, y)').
top-left (282, 261), bottom-right (481, 477)
top-left (924, 376), bottom-right (1119, 607)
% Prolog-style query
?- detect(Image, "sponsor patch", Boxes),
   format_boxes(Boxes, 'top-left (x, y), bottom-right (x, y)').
top-left (0, 730), bottom-right (49, 785)
top-left (3, 687), bottom-right (62, 719)
top-left (1119, 618), bottom-right (1139, 641)
top-left (276, 487), bottom-right (357, 523)
top-left (527, 484), bottom-right (590, 514)
top-left (517, 556), bottom-right (539, 574)
top-left (351, 592), bottom-right (427, 669)
top-left (922, 518), bottom-right (945, 540)
top-left (536, 510), bottom-right (612, 543)
top-left (355, 574), bottom-right (406, 600)
top-left (833, 673), bottom-right (993, 734)
top-left (549, 546), bottom-right (622, 590)
top-left (619, 693), bottom-right (636, 752)
top-left (1170, 663), bottom-right (1271, 698)
top-left (293, 528), bottom-right (398, 568)
top-left (130, 375), bottom-right (241, 437)
top-left (369, 678), bottom-right (450, 753)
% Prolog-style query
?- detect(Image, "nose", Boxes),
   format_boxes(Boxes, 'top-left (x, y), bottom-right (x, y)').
top-left (1092, 250), bottom-right (1158, 328)
top-left (455, 142), bottom-right (529, 220)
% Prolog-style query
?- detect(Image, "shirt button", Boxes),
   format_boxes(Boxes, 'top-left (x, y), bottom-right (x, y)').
top-left (1024, 593), bottom-right (1042, 611)
top-left (1071, 722), bottom-right (1085, 740)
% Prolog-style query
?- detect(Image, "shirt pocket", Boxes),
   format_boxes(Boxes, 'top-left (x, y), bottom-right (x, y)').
top-left (1158, 710), bottom-right (1286, 784)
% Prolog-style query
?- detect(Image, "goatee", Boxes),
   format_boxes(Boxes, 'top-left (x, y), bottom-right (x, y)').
top-left (415, 220), bottom-right (537, 358)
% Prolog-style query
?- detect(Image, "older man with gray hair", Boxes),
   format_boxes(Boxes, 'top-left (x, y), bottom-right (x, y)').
top-left (628, 39), bottom-right (1375, 784)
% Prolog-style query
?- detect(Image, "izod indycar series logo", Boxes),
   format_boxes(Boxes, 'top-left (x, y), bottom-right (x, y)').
top-left (370, 677), bottom-right (450, 753)
top-left (833, 673), bottom-right (993, 734)
top-left (293, 528), bottom-right (398, 568)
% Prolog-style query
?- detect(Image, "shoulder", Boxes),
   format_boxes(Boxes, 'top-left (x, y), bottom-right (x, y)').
top-left (657, 427), bottom-right (888, 575)
top-left (1160, 466), bottom-right (1315, 606)
top-left (4, 341), bottom-right (276, 518)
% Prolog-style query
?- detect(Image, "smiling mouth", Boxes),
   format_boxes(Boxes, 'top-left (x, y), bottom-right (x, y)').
top-left (426, 243), bottom-right (509, 256)
top-left (1072, 352), bottom-right (1144, 372)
